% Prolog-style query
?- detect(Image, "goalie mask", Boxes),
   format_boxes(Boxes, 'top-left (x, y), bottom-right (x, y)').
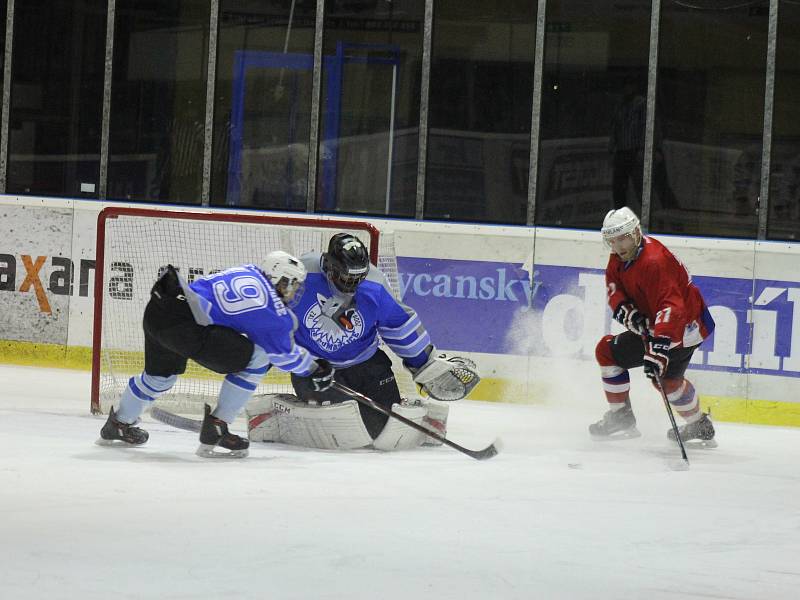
top-left (601, 206), bottom-right (642, 262)
top-left (262, 250), bottom-right (306, 307)
top-left (322, 233), bottom-right (370, 294)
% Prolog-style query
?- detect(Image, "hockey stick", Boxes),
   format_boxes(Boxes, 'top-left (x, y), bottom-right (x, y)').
top-left (331, 381), bottom-right (501, 461)
top-left (653, 371), bottom-right (690, 470)
top-left (151, 406), bottom-right (202, 432)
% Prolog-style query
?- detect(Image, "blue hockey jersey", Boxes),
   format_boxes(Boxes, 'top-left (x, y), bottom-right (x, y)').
top-left (292, 253), bottom-right (432, 369)
top-left (182, 264), bottom-right (315, 376)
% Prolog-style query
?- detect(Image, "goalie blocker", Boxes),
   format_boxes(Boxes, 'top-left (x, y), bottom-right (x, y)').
top-left (246, 394), bottom-right (450, 451)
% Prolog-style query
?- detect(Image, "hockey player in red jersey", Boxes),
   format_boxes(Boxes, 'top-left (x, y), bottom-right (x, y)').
top-left (590, 207), bottom-right (717, 446)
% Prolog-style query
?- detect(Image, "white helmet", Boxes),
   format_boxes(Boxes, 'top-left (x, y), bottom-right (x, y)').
top-left (262, 251), bottom-right (306, 307)
top-left (601, 207), bottom-right (642, 261)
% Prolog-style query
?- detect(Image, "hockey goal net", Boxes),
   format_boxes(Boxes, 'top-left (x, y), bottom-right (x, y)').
top-left (90, 207), bottom-right (414, 415)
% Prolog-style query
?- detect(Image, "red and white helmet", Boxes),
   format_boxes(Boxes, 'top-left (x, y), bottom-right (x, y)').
top-left (601, 207), bottom-right (642, 261)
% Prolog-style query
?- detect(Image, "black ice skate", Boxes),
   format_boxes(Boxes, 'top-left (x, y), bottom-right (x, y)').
top-left (97, 407), bottom-right (149, 446)
top-left (197, 404), bottom-right (249, 458)
top-left (589, 402), bottom-right (641, 440)
top-left (667, 413), bottom-right (717, 448)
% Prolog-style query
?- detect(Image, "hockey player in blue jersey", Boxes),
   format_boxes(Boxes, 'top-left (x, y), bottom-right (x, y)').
top-left (98, 251), bottom-right (334, 457)
top-left (246, 233), bottom-right (480, 451)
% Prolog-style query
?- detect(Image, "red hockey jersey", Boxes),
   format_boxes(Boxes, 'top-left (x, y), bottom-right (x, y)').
top-left (606, 235), bottom-right (714, 347)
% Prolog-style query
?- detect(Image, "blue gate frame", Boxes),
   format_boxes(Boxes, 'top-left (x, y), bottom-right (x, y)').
top-left (227, 43), bottom-right (400, 210)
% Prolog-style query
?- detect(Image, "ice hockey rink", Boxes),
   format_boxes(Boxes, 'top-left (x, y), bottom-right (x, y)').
top-left (2, 364), bottom-right (799, 600)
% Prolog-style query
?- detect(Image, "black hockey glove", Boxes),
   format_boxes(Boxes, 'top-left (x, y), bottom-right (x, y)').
top-left (311, 359), bottom-right (335, 392)
top-left (151, 264), bottom-right (186, 301)
top-left (643, 337), bottom-right (671, 382)
top-left (613, 302), bottom-right (649, 336)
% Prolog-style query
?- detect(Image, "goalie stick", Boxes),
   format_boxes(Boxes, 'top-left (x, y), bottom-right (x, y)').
top-left (331, 381), bottom-right (500, 461)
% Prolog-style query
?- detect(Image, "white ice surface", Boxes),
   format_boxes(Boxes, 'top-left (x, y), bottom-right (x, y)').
top-left (1, 364), bottom-right (800, 600)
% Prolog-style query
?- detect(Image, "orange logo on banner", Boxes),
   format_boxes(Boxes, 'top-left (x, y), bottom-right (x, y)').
top-left (19, 255), bottom-right (51, 314)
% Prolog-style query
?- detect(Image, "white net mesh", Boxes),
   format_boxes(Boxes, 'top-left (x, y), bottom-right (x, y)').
top-left (376, 230), bottom-right (419, 400)
top-left (93, 209), bottom-right (408, 415)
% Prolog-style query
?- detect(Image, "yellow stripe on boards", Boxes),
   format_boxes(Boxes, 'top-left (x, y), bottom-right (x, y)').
top-left (701, 396), bottom-right (800, 428)
top-left (0, 341), bottom-right (92, 370)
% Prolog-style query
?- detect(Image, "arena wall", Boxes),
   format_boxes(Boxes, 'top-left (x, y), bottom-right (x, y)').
top-left (1, 195), bottom-right (798, 426)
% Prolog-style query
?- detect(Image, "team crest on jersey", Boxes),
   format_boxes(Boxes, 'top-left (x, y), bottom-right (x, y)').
top-left (303, 293), bottom-right (365, 352)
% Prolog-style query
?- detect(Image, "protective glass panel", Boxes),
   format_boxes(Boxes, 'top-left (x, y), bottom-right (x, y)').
top-left (650, 0), bottom-right (768, 237)
top-left (426, 0), bottom-right (537, 224)
top-left (0, 0), bottom-right (4, 113)
top-left (535, 0), bottom-right (652, 229)
top-left (6, 0), bottom-right (105, 197)
top-left (211, 0), bottom-right (317, 210)
top-left (107, 1), bottom-right (210, 204)
top-left (767, 0), bottom-right (800, 241)
top-left (316, 0), bottom-right (424, 217)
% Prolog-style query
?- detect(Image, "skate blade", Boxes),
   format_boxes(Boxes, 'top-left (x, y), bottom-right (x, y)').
top-left (95, 438), bottom-right (146, 447)
top-left (678, 439), bottom-right (718, 449)
top-left (590, 427), bottom-right (642, 441)
top-left (196, 443), bottom-right (249, 459)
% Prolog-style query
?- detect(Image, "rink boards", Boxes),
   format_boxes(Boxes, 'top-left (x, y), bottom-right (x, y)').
top-left (0, 195), bottom-right (798, 426)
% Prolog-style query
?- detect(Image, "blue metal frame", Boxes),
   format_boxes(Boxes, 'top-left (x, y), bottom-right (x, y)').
top-left (228, 44), bottom-right (400, 210)
top-left (227, 51), bottom-right (313, 207)
top-left (321, 42), bottom-right (401, 211)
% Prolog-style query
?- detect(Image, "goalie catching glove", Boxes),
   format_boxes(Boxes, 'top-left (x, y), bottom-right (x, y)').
top-left (410, 353), bottom-right (480, 401)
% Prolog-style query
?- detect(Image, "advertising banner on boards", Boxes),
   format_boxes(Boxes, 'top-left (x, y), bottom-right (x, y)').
top-left (397, 258), bottom-right (800, 381)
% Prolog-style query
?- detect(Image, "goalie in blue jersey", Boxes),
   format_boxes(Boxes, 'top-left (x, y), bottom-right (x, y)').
top-left (246, 233), bottom-right (481, 451)
top-left (98, 251), bottom-right (334, 458)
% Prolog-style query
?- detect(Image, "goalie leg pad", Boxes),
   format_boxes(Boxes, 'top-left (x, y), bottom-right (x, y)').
top-left (247, 396), bottom-right (450, 451)
top-left (245, 394), bottom-right (281, 442)
top-left (248, 395), bottom-right (373, 450)
top-left (421, 398), bottom-right (450, 447)
top-left (276, 398), bottom-right (373, 450)
top-left (372, 401), bottom-right (429, 451)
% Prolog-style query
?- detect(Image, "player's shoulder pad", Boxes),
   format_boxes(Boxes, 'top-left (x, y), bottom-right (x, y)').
top-left (634, 250), bottom-right (672, 282)
top-left (241, 263), bottom-right (269, 280)
top-left (363, 265), bottom-right (394, 293)
top-left (300, 252), bottom-right (323, 274)
top-left (638, 238), bottom-right (670, 265)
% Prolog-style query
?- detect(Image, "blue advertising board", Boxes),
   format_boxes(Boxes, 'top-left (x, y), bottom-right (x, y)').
top-left (397, 257), bottom-right (800, 379)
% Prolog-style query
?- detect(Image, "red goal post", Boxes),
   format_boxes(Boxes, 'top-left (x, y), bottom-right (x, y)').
top-left (90, 206), bottom-right (397, 415)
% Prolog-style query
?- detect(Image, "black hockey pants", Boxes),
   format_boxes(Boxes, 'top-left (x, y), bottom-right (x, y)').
top-left (609, 330), bottom-right (697, 380)
top-left (291, 348), bottom-right (402, 439)
top-left (142, 267), bottom-right (254, 377)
